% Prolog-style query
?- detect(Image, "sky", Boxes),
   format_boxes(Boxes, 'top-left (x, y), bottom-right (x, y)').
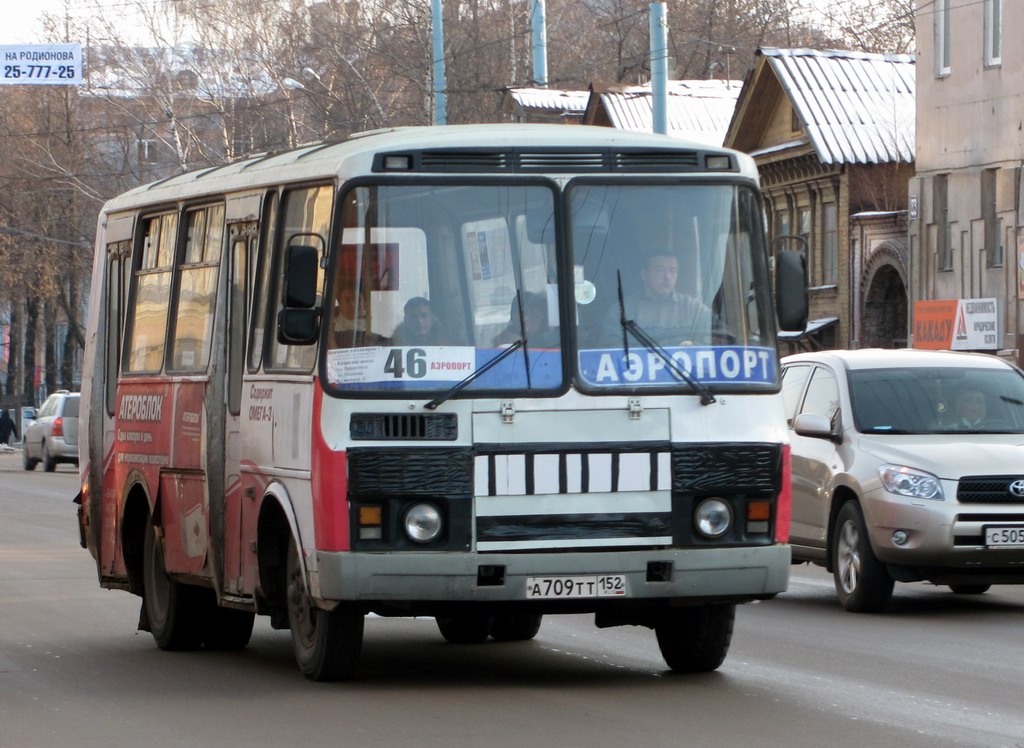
top-left (1, 0), bottom-right (142, 45)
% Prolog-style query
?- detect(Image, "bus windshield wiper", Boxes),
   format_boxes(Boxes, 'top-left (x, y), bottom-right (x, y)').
top-left (616, 271), bottom-right (716, 406)
top-left (424, 339), bottom-right (525, 410)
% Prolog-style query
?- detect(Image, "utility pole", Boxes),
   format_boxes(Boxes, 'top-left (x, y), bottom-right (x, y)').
top-left (649, 3), bottom-right (668, 135)
top-left (532, 0), bottom-right (548, 87)
top-left (432, 0), bottom-right (447, 125)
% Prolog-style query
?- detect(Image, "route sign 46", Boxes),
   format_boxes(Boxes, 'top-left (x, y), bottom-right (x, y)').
top-left (1, 44), bottom-right (82, 86)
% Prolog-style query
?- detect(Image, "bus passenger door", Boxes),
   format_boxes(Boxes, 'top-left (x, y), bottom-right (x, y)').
top-left (223, 224), bottom-right (257, 594)
top-left (98, 228), bottom-right (132, 580)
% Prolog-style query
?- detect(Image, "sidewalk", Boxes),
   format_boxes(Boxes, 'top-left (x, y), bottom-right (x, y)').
top-left (0, 443), bottom-right (22, 470)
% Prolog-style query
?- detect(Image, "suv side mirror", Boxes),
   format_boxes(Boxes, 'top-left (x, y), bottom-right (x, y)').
top-left (793, 412), bottom-right (842, 443)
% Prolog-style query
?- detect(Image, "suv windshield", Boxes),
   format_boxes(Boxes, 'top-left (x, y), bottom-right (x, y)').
top-left (322, 181), bottom-right (563, 396)
top-left (850, 366), bottom-right (1024, 434)
top-left (569, 182), bottom-right (777, 392)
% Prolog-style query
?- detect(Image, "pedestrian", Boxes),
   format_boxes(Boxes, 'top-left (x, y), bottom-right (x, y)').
top-left (0, 408), bottom-right (17, 446)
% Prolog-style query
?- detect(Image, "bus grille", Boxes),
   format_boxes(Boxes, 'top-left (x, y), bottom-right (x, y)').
top-left (350, 412), bottom-right (458, 441)
top-left (374, 147), bottom-right (715, 174)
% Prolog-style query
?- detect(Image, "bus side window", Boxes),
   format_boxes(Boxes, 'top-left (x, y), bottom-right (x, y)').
top-left (105, 241), bottom-right (131, 415)
top-left (228, 227), bottom-right (255, 415)
top-left (125, 213), bottom-right (177, 374)
top-left (170, 204), bottom-right (224, 372)
top-left (248, 191), bottom-right (278, 372)
top-left (267, 185), bottom-right (332, 371)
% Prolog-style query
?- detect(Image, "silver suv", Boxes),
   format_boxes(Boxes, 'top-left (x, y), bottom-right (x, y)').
top-left (23, 391), bottom-right (80, 472)
top-left (782, 349), bottom-right (1024, 612)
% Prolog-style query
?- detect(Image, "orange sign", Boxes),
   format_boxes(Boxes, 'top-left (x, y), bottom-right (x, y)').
top-left (913, 298), bottom-right (999, 350)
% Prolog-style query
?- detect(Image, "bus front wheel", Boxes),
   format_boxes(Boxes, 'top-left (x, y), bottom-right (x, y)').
top-left (142, 517), bottom-right (205, 650)
top-left (286, 536), bottom-right (364, 681)
top-left (654, 603), bottom-right (735, 673)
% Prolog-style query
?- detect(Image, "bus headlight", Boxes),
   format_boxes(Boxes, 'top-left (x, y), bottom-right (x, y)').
top-left (403, 503), bottom-right (442, 543)
top-left (695, 498), bottom-right (732, 539)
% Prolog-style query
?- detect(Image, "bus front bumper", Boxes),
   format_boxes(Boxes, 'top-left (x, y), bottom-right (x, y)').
top-left (312, 544), bottom-right (791, 605)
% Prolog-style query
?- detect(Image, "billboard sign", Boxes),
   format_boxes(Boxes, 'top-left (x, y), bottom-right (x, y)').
top-left (1, 44), bottom-right (82, 85)
top-left (913, 298), bottom-right (999, 350)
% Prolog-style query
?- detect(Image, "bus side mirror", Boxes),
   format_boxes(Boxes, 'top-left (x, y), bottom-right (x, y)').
top-left (775, 249), bottom-right (808, 333)
top-left (277, 244), bottom-right (321, 345)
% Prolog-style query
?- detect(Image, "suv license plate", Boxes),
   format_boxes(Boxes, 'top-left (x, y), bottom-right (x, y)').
top-left (525, 575), bottom-right (628, 599)
top-left (985, 526), bottom-right (1024, 547)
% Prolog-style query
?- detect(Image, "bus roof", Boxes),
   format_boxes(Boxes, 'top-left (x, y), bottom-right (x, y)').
top-left (101, 123), bottom-right (759, 215)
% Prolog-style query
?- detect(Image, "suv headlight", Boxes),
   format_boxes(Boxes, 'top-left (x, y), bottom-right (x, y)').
top-left (878, 465), bottom-right (944, 500)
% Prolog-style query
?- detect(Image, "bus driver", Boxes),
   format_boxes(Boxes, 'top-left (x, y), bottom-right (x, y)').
top-left (628, 251), bottom-right (713, 344)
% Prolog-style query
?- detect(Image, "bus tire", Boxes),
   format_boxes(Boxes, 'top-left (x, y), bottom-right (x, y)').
top-left (655, 603), bottom-right (735, 673)
top-left (142, 517), bottom-right (205, 650)
top-left (436, 614), bottom-right (493, 644)
top-left (949, 583), bottom-right (990, 595)
top-left (490, 614), bottom-right (543, 641)
top-left (202, 601), bottom-right (255, 650)
top-left (287, 536), bottom-right (363, 681)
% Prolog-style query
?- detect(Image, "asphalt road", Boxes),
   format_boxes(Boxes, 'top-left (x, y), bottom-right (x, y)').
top-left (3, 448), bottom-right (1024, 748)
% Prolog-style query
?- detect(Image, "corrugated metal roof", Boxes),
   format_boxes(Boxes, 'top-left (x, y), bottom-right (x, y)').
top-left (760, 47), bottom-right (915, 165)
top-left (599, 80), bottom-right (741, 146)
top-left (508, 87), bottom-right (590, 113)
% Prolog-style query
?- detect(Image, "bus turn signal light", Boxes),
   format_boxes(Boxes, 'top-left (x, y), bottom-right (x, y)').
top-left (359, 505), bottom-right (382, 540)
top-left (746, 500), bottom-right (771, 534)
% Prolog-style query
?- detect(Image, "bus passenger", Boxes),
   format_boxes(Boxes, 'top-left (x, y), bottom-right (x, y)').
top-left (494, 292), bottom-right (558, 348)
top-left (392, 297), bottom-right (449, 346)
top-left (330, 286), bottom-right (387, 348)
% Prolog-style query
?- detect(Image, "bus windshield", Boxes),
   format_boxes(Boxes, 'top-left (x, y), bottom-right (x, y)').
top-left (322, 181), bottom-right (564, 395)
top-left (569, 182), bottom-right (778, 391)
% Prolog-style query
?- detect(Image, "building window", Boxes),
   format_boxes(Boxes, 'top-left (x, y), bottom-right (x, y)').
top-left (775, 208), bottom-right (790, 239)
top-left (985, 0), bottom-right (1002, 66)
top-left (982, 169), bottom-right (1002, 267)
top-left (936, 0), bottom-right (952, 76)
top-left (798, 207), bottom-right (811, 244)
top-left (935, 174), bottom-right (951, 271)
top-left (822, 204), bottom-right (837, 285)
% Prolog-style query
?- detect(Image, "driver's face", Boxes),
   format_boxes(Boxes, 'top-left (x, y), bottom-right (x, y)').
top-left (641, 255), bottom-right (678, 298)
top-left (406, 304), bottom-right (434, 334)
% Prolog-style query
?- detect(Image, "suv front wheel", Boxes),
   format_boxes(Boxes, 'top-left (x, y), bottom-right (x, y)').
top-left (832, 501), bottom-right (894, 613)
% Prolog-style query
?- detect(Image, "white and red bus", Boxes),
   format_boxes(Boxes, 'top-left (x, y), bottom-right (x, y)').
top-left (77, 124), bottom-right (807, 680)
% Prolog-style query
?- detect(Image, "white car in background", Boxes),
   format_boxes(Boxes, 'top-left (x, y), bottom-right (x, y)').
top-left (23, 390), bottom-right (80, 472)
top-left (781, 349), bottom-right (1024, 612)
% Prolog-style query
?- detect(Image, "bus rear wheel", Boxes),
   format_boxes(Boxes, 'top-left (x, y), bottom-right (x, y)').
top-left (142, 517), bottom-right (205, 650)
top-left (490, 614), bottom-right (543, 641)
top-left (655, 603), bottom-right (735, 673)
top-left (286, 536), bottom-right (364, 681)
top-left (202, 602), bottom-right (255, 650)
top-left (436, 614), bottom-right (493, 643)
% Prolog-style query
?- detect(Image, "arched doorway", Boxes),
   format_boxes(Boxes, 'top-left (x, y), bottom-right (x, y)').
top-left (862, 247), bottom-right (908, 348)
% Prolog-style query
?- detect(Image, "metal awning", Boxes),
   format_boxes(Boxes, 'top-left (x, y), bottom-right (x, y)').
top-left (778, 316), bottom-right (839, 340)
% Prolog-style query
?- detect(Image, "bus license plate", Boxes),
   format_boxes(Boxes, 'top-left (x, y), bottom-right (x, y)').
top-left (985, 526), bottom-right (1024, 547)
top-left (525, 575), bottom-right (628, 599)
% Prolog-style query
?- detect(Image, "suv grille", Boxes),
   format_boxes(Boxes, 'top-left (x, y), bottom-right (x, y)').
top-left (957, 475), bottom-right (1024, 503)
